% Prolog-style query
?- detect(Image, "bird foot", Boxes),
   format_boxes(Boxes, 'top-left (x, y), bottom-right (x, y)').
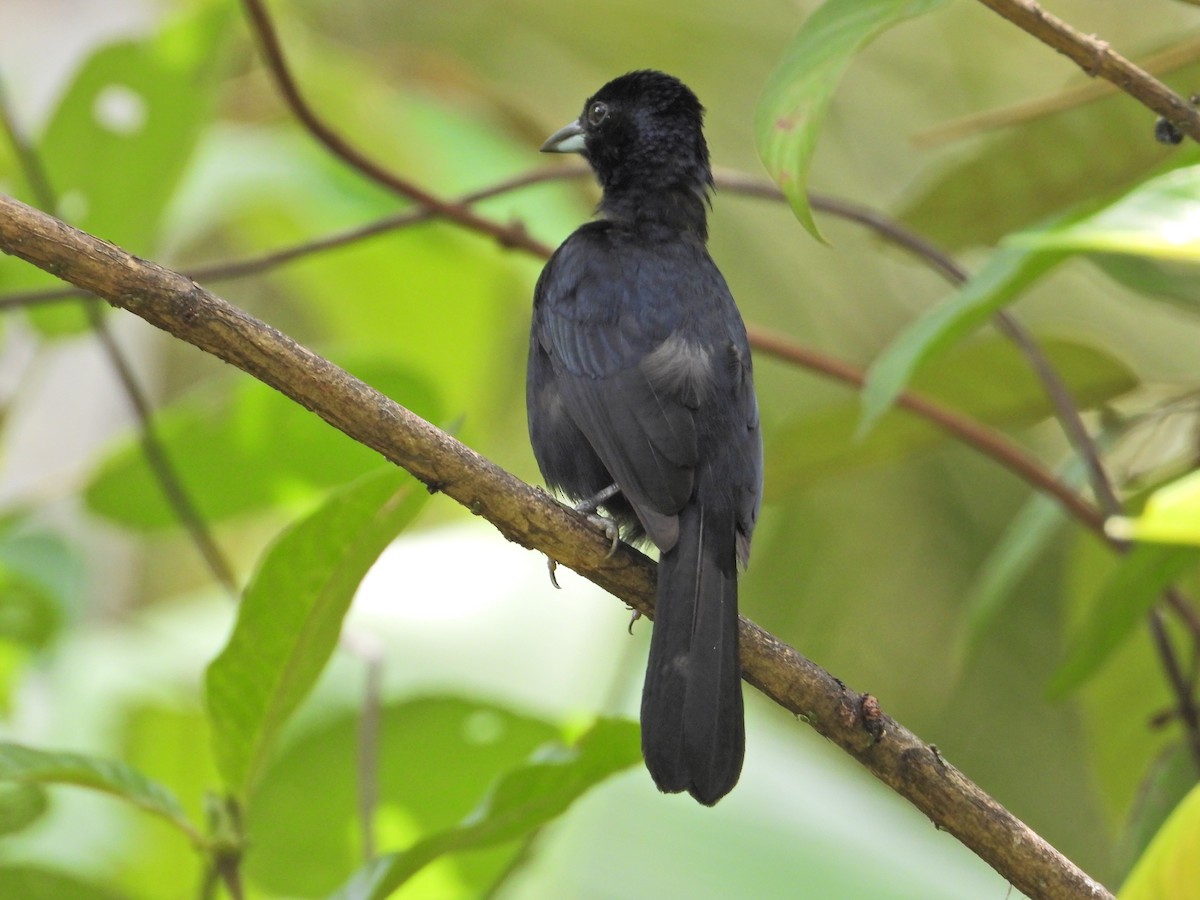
top-left (627, 607), bottom-right (642, 634)
top-left (579, 509), bottom-right (620, 558)
top-left (574, 485), bottom-right (621, 558)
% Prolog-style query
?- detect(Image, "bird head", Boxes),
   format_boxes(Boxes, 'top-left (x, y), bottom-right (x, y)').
top-left (542, 70), bottom-right (714, 202)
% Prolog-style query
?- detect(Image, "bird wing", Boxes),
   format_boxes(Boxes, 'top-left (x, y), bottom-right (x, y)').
top-left (534, 236), bottom-right (705, 552)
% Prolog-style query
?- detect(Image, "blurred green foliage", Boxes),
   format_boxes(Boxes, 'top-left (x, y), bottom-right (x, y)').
top-left (1, 0), bottom-right (1199, 897)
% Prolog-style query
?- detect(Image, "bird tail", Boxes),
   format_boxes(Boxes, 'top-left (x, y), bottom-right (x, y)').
top-left (640, 502), bottom-right (744, 805)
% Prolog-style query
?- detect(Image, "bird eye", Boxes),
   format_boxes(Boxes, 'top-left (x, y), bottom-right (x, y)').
top-left (587, 101), bottom-right (608, 126)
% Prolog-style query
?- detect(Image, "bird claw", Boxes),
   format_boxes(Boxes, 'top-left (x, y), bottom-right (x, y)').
top-left (627, 607), bottom-right (642, 634)
top-left (546, 557), bottom-right (561, 589)
top-left (579, 510), bottom-right (620, 558)
top-left (573, 486), bottom-right (621, 558)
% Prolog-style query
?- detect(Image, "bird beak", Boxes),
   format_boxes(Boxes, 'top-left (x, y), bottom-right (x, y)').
top-left (540, 119), bottom-right (586, 154)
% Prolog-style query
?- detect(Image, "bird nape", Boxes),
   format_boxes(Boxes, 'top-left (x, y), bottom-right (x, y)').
top-left (526, 70), bottom-right (763, 806)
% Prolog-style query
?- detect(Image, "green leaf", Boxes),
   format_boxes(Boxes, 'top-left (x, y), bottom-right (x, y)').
top-left (246, 696), bottom-right (562, 896)
top-left (0, 523), bottom-right (82, 653)
top-left (0, 782), bottom-right (49, 836)
top-left (859, 245), bottom-right (1064, 435)
top-left (1115, 744), bottom-right (1199, 882)
top-left (755, 0), bottom-right (946, 238)
top-left (205, 466), bottom-right (428, 801)
top-left (1091, 254), bottom-right (1200, 314)
top-left (1011, 164), bottom-right (1200, 261)
top-left (1107, 470), bottom-right (1200, 546)
top-left (0, 742), bottom-right (200, 845)
top-left (1120, 778), bottom-right (1200, 899)
top-left (1048, 544), bottom-right (1200, 697)
top-left (954, 455), bottom-right (1098, 669)
top-left (0, 865), bottom-right (125, 900)
top-left (117, 703), bottom-right (220, 891)
top-left (27, 2), bottom-right (232, 335)
top-left (330, 719), bottom-right (641, 900)
top-left (767, 337), bottom-right (1135, 495)
top-left (86, 358), bottom-right (440, 531)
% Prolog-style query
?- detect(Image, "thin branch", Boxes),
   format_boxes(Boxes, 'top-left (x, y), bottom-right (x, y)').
top-left (84, 302), bottom-right (239, 595)
top-left (972, 0), bottom-right (1200, 140)
top-left (0, 80), bottom-right (55, 206)
top-left (913, 34), bottom-right (1200, 147)
top-left (993, 310), bottom-right (1200, 768)
top-left (0, 74), bottom-right (238, 598)
top-left (238, 0), bottom-right (552, 258)
top-left (993, 313), bottom-right (1120, 513)
top-left (0, 192), bottom-right (1112, 900)
top-left (340, 628), bottom-right (384, 862)
top-left (0, 164), bottom-right (584, 312)
top-left (745, 326), bottom-right (1103, 532)
top-left (1149, 604), bottom-right (1200, 770)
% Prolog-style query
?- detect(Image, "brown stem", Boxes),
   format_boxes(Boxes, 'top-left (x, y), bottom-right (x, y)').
top-left (745, 326), bottom-right (1104, 531)
top-left (913, 34), bottom-right (1200, 147)
top-left (972, 0), bottom-right (1200, 140)
top-left (238, 0), bottom-right (552, 258)
top-left (84, 302), bottom-right (239, 595)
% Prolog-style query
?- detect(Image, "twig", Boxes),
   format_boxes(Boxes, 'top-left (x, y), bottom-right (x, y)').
top-left (992, 313), bottom-right (1119, 512)
top-left (0, 165), bottom-right (582, 311)
top-left (972, 0), bottom-right (1200, 140)
top-left (990, 315), bottom-right (1200, 770)
top-left (913, 34), bottom-right (1200, 147)
top-left (0, 74), bottom-right (238, 598)
top-left (84, 303), bottom-right (239, 595)
top-left (0, 192), bottom-right (1112, 900)
top-left (340, 628), bottom-right (384, 862)
top-left (0, 79), bottom-right (56, 207)
top-left (238, 0), bottom-right (553, 258)
top-left (745, 326), bottom-right (1103, 532)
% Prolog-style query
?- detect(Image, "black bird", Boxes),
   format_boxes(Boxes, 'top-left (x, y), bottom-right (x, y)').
top-left (527, 70), bottom-right (763, 805)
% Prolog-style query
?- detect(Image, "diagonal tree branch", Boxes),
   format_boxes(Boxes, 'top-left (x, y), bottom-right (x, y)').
top-left (913, 34), bottom-right (1200, 147)
top-left (0, 73), bottom-right (238, 598)
top-left (972, 0), bottom-right (1200, 140)
top-left (0, 191), bottom-right (1112, 900)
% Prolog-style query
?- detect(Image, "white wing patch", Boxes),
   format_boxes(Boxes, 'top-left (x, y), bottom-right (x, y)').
top-left (640, 334), bottom-right (713, 407)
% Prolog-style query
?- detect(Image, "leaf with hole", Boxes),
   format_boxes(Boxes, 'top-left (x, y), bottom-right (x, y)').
top-left (26, 2), bottom-right (232, 334)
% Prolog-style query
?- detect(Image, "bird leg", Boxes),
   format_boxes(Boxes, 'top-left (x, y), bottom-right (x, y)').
top-left (575, 483), bottom-right (622, 557)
